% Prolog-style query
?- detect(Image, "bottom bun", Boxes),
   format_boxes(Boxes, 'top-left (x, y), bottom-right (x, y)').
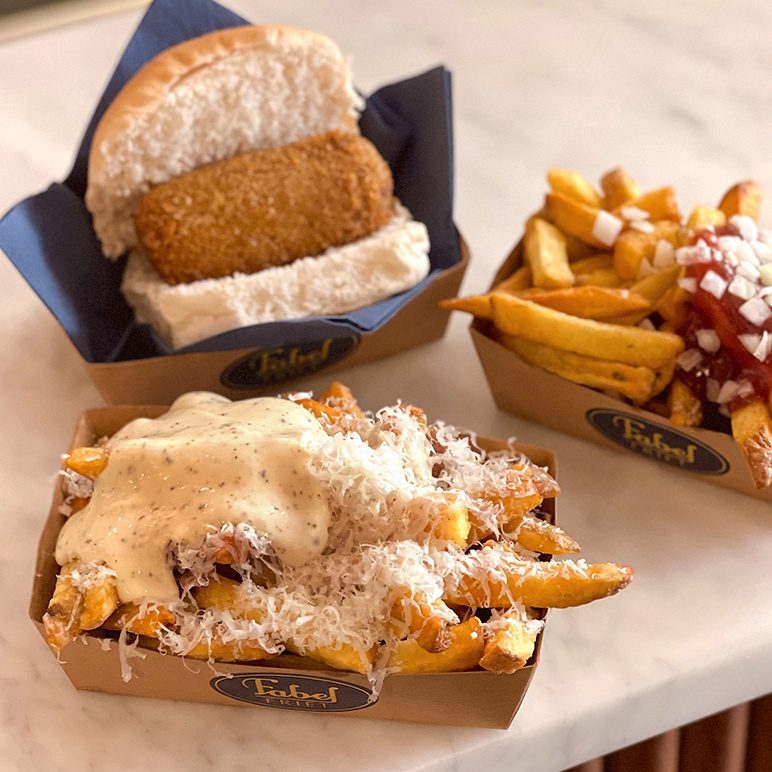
top-left (121, 204), bottom-right (431, 350)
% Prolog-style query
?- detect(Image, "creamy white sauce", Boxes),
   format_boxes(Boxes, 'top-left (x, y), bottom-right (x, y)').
top-left (55, 393), bottom-right (331, 603)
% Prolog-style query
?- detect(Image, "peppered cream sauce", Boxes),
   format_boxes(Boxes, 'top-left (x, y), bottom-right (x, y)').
top-left (55, 393), bottom-right (331, 603)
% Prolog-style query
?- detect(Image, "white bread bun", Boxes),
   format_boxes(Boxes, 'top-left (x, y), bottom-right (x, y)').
top-left (122, 204), bottom-right (430, 349)
top-left (86, 25), bottom-right (362, 257)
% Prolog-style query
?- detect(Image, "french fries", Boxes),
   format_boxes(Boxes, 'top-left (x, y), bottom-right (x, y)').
top-left (443, 167), bottom-right (772, 488)
top-left (601, 167), bottom-right (641, 210)
top-left (445, 543), bottom-right (633, 609)
top-left (731, 401), bottom-right (772, 489)
top-left (515, 517), bottom-right (581, 555)
top-left (548, 167), bottom-right (602, 208)
top-left (524, 217), bottom-right (574, 289)
top-left (479, 610), bottom-right (541, 674)
top-left (388, 618), bottom-right (485, 674)
top-left (45, 384), bottom-right (633, 691)
top-left (515, 286), bottom-right (651, 320)
top-left (63, 446), bottom-right (108, 477)
top-left (498, 334), bottom-right (658, 403)
top-left (718, 181), bottom-right (761, 220)
top-left (490, 293), bottom-right (683, 369)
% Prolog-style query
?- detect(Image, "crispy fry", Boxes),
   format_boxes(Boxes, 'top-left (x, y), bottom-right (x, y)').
top-left (613, 221), bottom-right (682, 280)
top-left (295, 398), bottom-right (343, 422)
top-left (491, 293), bottom-right (684, 368)
top-left (320, 381), bottom-right (364, 417)
top-left (445, 543), bottom-right (634, 608)
top-left (499, 334), bottom-right (657, 402)
top-left (63, 447), bottom-right (109, 478)
top-left (495, 265), bottom-right (532, 292)
top-left (479, 611), bottom-right (540, 674)
top-left (570, 253), bottom-right (613, 274)
top-left (668, 379), bottom-right (703, 428)
top-left (620, 187), bottom-right (681, 222)
top-left (439, 294), bottom-right (493, 319)
top-left (515, 286), bottom-right (651, 320)
top-left (428, 493), bottom-right (470, 548)
top-left (547, 168), bottom-right (602, 208)
top-left (731, 400), bottom-right (772, 489)
top-left (524, 217), bottom-right (574, 289)
top-left (103, 603), bottom-right (176, 636)
top-left (195, 576), bottom-right (374, 674)
top-left (388, 617), bottom-right (484, 674)
top-left (515, 517), bottom-right (581, 555)
top-left (389, 588), bottom-right (453, 653)
top-left (79, 579), bottom-right (119, 630)
top-left (655, 285), bottom-right (690, 329)
top-left (718, 181), bottom-right (761, 221)
top-left (43, 561), bottom-right (85, 652)
top-left (574, 267), bottom-right (625, 288)
top-left (606, 265), bottom-right (681, 325)
top-left (687, 205), bottom-right (726, 229)
top-left (564, 233), bottom-right (597, 261)
top-left (545, 192), bottom-right (610, 248)
top-left (601, 167), bottom-right (641, 210)
top-left (651, 357), bottom-right (676, 397)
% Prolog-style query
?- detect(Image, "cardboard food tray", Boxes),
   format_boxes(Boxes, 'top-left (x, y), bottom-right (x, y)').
top-left (0, 0), bottom-right (468, 406)
top-left (30, 405), bottom-right (556, 728)
top-left (470, 241), bottom-right (772, 502)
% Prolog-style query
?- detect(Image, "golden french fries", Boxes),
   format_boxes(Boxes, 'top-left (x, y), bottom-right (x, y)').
top-left (439, 294), bottom-right (493, 319)
top-left (574, 267), bottom-right (624, 288)
top-left (63, 447), bottom-right (109, 477)
top-left (445, 544), bottom-right (633, 609)
top-left (491, 293), bottom-right (684, 369)
top-left (498, 334), bottom-right (658, 403)
top-left (479, 611), bottom-right (541, 674)
top-left (668, 380), bottom-right (703, 428)
top-left (545, 192), bottom-right (615, 248)
top-left (547, 167), bottom-right (602, 208)
top-left (619, 187), bottom-right (681, 222)
top-left (687, 205), bottom-right (726, 229)
top-left (388, 617), bottom-right (485, 674)
top-left (612, 221), bottom-right (681, 280)
top-left (46, 382), bottom-right (634, 687)
top-left (515, 286), bottom-right (651, 320)
top-left (390, 589), bottom-right (453, 653)
top-left (600, 167), bottom-right (641, 210)
top-left (43, 561), bottom-right (85, 653)
top-left (718, 181), bottom-right (761, 221)
top-left (731, 400), bottom-right (772, 489)
top-left (524, 217), bottom-right (574, 289)
top-left (515, 518), bottom-right (581, 555)
top-left (495, 265), bottom-right (532, 292)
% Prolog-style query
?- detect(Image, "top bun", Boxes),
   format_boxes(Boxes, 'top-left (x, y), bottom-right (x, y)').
top-left (86, 25), bottom-right (362, 258)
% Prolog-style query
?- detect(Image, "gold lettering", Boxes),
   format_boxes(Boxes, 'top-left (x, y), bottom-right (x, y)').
top-left (609, 415), bottom-right (700, 467)
top-left (245, 677), bottom-right (339, 704)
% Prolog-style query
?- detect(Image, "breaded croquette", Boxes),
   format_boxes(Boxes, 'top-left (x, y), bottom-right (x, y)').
top-left (133, 130), bottom-right (395, 285)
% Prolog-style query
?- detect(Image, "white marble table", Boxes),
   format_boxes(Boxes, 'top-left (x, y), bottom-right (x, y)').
top-left (1, 2), bottom-right (771, 770)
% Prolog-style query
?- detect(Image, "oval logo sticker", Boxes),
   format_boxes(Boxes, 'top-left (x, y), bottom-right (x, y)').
top-left (210, 672), bottom-right (375, 712)
top-left (586, 408), bottom-right (729, 475)
top-left (221, 335), bottom-right (360, 389)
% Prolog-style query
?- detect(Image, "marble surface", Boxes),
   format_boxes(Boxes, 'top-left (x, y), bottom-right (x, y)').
top-left (2, 1), bottom-right (772, 770)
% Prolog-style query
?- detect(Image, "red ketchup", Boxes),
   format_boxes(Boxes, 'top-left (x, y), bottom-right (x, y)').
top-left (675, 222), bottom-right (772, 413)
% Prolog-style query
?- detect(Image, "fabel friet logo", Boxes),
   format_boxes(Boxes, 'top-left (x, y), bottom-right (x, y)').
top-left (210, 672), bottom-right (374, 712)
top-left (221, 335), bottom-right (359, 389)
top-left (587, 408), bottom-right (729, 475)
